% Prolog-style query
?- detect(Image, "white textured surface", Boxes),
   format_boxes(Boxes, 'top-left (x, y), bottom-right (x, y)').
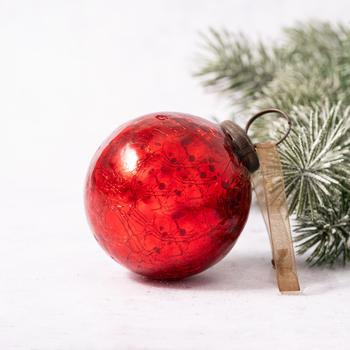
top-left (1, 1), bottom-right (350, 349)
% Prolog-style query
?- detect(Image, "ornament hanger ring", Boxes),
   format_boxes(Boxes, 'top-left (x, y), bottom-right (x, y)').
top-left (245, 108), bottom-right (292, 146)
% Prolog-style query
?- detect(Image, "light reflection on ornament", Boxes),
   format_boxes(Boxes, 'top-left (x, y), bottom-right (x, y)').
top-left (121, 144), bottom-right (138, 173)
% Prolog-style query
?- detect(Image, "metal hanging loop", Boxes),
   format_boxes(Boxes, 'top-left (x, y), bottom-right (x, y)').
top-left (245, 108), bottom-right (292, 146)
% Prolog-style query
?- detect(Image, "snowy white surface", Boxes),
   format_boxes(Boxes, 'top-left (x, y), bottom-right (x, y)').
top-left (1, 1), bottom-right (350, 349)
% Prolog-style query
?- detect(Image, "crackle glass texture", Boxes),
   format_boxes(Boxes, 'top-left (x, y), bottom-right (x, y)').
top-left (85, 112), bottom-right (252, 279)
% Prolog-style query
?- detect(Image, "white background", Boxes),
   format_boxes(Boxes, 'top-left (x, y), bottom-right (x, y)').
top-left (1, 1), bottom-right (350, 349)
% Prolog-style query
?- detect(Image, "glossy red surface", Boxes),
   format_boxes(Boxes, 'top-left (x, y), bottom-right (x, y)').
top-left (85, 112), bottom-right (252, 279)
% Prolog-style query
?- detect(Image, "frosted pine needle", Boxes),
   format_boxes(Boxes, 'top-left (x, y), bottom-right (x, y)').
top-left (295, 195), bottom-right (350, 265)
top-left (280, 104), bottom-right (350, 217)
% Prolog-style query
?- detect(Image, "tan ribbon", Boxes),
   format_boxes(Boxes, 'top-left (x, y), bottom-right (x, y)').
top-left (251, 141), bottom-right (300, 294)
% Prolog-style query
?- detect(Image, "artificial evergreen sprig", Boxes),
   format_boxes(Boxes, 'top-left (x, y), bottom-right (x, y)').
top-left (196, 22), bottom-right (350, 112)
top-left (195, 28), bottom-right (281, 109)
top-left (195, 21), bottom-right (350, 265)
top-left (295, 195), bottom-right (350, 265)
top-left (280, 103), bottom-right (350, 217)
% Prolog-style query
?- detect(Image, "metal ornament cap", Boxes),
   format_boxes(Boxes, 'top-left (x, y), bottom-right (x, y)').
top-left (220, 120), bottom-right (260, 173)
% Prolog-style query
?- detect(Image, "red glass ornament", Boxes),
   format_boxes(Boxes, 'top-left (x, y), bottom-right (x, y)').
top-left (85, 112), bottom-right (252, 279)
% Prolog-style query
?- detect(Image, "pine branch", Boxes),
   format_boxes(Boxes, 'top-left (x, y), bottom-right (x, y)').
top-left (195, 28), bottom-right (280, 108)
top-left (295, 195), bottom-right (350, 265)
top-left (195, 22), bottom-right (350, 111)
top-left (259, 63), bottom-right (341, 112)
top-left (279, 103), bottom-right (350, 217)
top-left (195, 21), bottom-right (350, 265)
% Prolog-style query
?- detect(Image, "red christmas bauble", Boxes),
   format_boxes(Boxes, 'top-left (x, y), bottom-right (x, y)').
top-left (85, 112), bottom-right (252, 279)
